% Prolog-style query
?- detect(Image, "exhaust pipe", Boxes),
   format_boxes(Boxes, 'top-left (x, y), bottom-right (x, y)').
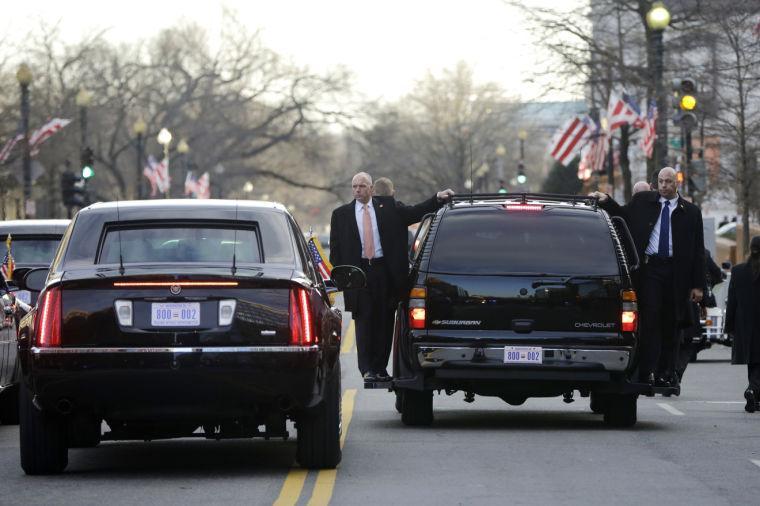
top-left (56, 398), bottom-right (74, 415)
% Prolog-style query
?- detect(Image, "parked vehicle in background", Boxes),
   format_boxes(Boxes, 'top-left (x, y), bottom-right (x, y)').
top-left (0, 219), bottom-right (70, 426)
top-left (16, 200), bottom-right (362, 474)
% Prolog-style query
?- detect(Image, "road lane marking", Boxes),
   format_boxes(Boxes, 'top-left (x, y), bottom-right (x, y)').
top-left (657, 402), bottom-right (685, 416)
top-left (273, 468), bottom-right (308, 506)
top-left (306, 389), bottom-right (357, 506)
top-left (751, 460), bottom-right (760, 469)
top-left (340, 320), bottom-right (355, 354)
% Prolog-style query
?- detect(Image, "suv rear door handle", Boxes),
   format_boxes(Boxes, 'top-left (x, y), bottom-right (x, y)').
top-left (512, 319), bottom-right (534, 333)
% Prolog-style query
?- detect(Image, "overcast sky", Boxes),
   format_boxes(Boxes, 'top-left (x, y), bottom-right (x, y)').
top-left (6, 0), bottom-right (582, 102)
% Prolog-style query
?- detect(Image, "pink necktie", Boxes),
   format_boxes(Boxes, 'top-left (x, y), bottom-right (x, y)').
top-left (363, 204), bottom-right (375, 259)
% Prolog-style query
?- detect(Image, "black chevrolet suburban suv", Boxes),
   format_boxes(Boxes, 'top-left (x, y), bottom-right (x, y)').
top-left (389, 193), bottom-right (655, 428)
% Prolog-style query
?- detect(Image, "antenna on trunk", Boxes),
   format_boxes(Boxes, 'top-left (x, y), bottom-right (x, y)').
top-left (116, 198), bottom-right (125, 275)
top-left (231, 200), bottom-right (238, 275)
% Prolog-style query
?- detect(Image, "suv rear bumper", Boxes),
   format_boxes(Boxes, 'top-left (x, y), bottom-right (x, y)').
top-left (417, 345), bottom-right (631, 372)
top-left (22, 346), bottom-right (327, 418)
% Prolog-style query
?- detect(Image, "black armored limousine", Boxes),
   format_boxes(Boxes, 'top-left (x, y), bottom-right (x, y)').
top-left (16, 199), bottom-right (361, 474)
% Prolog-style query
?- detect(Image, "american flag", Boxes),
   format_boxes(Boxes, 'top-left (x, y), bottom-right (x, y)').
top-left (29, 118), bottom-right (71, 156)
top-left (307, 235), bottom-right (332, 282)
top-left (1, 235), bottom-right (14, 282)
top-left (640, 100), bottom-right (658, 159)
top-left (608, 91), bottom-right (644, 131)
top-left (143, 155), bottom-right (170, 196)
top-left (0, 132), bottom-right (23, 164)
top-left (578, 122), bottom-right (608, 181)
top-left (184, 171), bottom-right (211, 199)
top-left (549, 115), bottom-right (594, 167)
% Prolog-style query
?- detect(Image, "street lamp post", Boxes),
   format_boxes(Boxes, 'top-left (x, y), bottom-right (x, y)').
top-left (157, 127), bottom-right (172, 198)
top-left (16, 64), bottom-right (33, 217)
top-left (647, 1), bottom-right (671, 174)
top-left (133, 119), bottom-right (146, 199)
top-left (517, 130), bottom-right (528, 186)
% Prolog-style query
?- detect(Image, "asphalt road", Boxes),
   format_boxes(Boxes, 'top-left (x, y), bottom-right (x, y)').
top-left (2, 322), bottom-right (760, 505)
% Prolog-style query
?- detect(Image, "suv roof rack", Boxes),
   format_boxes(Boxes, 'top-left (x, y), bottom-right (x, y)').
top-left (449, 192), bottom-right (598, 210)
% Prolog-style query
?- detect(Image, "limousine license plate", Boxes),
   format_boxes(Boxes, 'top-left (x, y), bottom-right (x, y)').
top-left (151, 302), bottom-right (200, 327)
top-left (504, 346), bottom-right (542, 364)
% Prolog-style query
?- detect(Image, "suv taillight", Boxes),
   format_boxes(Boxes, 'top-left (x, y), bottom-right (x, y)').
top-left (621, 289), bottom-right (638, 333)
top-left (408, 286), bottom-right (426, 330)
top-left (36, 286), bottom-right (62, 347)
top-left (289, 287), bottom-right (315, 345)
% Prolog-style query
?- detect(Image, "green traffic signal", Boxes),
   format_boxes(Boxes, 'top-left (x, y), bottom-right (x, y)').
top-left (81, 166), bottom-right (94, 179)
top-left (517, 174), bottom-right (527, 185)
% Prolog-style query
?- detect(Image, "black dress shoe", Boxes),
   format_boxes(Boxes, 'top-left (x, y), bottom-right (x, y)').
top-left (363, 372), bottom-right (378, 382)
top-left (375, 370), bottom-right (391, 381)
top-left (643, 373), bottom-right (655, 386)
top-left (745, 389), bottom-right (756, 413)
top-left (655, 376), bottom-right (672, 388)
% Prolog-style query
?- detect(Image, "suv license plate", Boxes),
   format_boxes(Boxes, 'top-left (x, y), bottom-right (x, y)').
top-left (504, 346), bottom-right (543, 364)
top-left (151, 302), bottom-right (200, 327)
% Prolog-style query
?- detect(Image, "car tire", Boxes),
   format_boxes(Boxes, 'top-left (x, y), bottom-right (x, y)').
top-left (19, 385), bottom-right (68, 475)
top-left (394, 390), bottom-right (403, 414)
top-left (589, 392), bottom-right (607, 415)
top-left (0, 385), bottom-right (20, 425)
top-left (400, 388), bottom-right (433, 426)
top-left (603, 394), bottom-right (637, 428)
top-left (297, 361), bottom-right (342, 469)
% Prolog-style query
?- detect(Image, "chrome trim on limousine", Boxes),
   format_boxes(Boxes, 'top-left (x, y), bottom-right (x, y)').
top-left (31, 345), bottom-right (319, 354)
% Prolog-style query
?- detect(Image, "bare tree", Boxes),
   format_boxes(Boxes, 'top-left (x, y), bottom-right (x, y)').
top-left (358, 62), bottom-right (518, 202)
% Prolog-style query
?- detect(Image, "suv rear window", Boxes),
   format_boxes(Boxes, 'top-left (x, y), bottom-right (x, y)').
top-left (99, 222), bottom-right (294, 265)
top-left (428, 207), bottom-right (619, 275)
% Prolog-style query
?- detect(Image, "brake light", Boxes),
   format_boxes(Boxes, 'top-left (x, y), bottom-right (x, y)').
top-left (408, 286), bottom-right (426, 330)
top-left (621, 311), bottom-right (637, 332)
top-left (505, 204), bottom-right (543, 212)
top-left (621, 289), bottom-right (638, 332)
top-left (36, 286), bottom-right (62, 347)
top-left (289, 287), bottom-right (314, 345)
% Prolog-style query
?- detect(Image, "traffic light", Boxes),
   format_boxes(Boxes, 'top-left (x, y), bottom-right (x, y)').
top-left (80, 147), bottom-right (94, 179)
top-left (672, 78), bottom-right (698, 129)
top-left (516, 162), bottom-right (527, 185)
top-left (61, 171), bottom-right (87, 208)
top-left (498, 180), bottom-right (507, 194)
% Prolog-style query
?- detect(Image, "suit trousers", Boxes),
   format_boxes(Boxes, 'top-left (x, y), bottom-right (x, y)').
top-left (748, 363), bottom-right (760, 396)
top-left (354, 258), bottom-right (393, 375)
top-left (639, 258), bottom-right (678, 380)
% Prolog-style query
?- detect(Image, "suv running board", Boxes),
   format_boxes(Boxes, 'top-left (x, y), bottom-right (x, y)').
top-left (365, 378), bottom-right (681, 397)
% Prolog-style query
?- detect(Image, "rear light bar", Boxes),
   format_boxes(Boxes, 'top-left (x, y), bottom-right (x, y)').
top-left (409, 286), bottom-right (427, 330)
top-left (36, 286), bottom-right (62, 348)
top-left (113, 281), bottom-right (239, 287)
top-left (505, 204), bottom-right (544, 212)
top-left (621, 289), bottom-right (638, 332)
top-left (290, 287), bottom-right (315, 345)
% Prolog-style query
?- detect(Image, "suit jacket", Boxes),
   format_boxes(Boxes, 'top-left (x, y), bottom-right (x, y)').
top-left (725, 262), bottom-right (760, 364)
top-left (600, 190), bottom-right (706, 327)
top-left (329, 195), bottom-right (441, 313)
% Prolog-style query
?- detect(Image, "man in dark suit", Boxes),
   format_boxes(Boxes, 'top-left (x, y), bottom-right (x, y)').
top-left (591, 167), bottom-right (705, 386)
top-left (724, 236), bottom-right (760, 412)
top-left (330, 172), bottom-right (453, 381)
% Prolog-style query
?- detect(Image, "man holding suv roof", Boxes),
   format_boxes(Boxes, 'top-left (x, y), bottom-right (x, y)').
top-left (591, 167), bottom-right (705, 388)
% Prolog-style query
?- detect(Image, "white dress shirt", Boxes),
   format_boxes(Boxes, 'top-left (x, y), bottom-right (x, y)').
top-left (645, 195), bottom-right (679, 257)
top-left (355, 200), bottom-right (384, 258)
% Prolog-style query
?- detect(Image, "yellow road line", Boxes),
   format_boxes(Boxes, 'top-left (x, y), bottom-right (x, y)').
top-left (273, 468), bottom-right (308, 506)
top-left (340, 320), bottom-right (355, 355)
top-left (306, 389), bottom-right (357, 506)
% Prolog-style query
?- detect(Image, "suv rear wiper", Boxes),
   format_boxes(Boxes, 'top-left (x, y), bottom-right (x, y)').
top-left (531, 274), bottom-right (617, 288)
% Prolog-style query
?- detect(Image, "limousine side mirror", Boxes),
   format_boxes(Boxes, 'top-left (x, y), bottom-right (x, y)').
top-left (23, 268), bottom-right (50, 292)
top-left (330, 265), bottom-right (366, 290)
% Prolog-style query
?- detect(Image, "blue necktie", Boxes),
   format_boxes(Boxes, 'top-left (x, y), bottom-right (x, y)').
top-left (657, 200), bottom-right (670, 257)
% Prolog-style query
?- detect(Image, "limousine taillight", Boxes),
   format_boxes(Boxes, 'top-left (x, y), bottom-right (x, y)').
top-left (35, 286), bottom-right (62, 348)
top-left (290, 287), bottom-right (315, 345)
